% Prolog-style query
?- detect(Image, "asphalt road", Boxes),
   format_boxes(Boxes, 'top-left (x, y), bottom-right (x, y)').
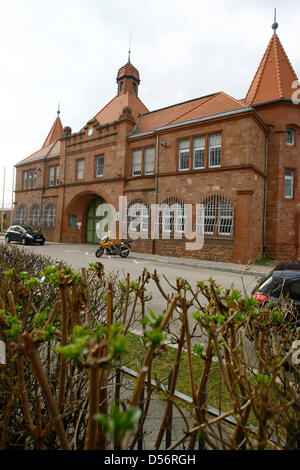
top-left (1, 239), bottom-right (263, 316)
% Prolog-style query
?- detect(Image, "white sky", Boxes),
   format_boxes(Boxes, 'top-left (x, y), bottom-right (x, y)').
top-left (1, 0), bottom-right (300, 206)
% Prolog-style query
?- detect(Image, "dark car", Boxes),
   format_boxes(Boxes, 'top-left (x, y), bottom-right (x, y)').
top-left (5, 225), bottom-right (45, 246)
top-left (252, 261), bottom-right (300, 313)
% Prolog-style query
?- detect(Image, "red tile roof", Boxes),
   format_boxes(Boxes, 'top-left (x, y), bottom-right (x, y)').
top-left (132, 92), bottom-right (248, 134)
top-left (17, 140), bottom-right (61, 165)
top-left (245, 33), bottom-right (298, 105)
top-left (93, 91), bottom-right (149, 124)
top-left (42, 115), bottom-right (63, 148)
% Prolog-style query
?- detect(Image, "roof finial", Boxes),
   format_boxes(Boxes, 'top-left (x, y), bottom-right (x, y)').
top-left (128, 29), bottom-right (132, 62)
top-left (57, 102), bottom-right (60, 116)
top-left (272, 7), bottom-right (278, 34)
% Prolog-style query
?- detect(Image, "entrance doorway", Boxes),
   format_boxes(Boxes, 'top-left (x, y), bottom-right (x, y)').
top-left (86, 197), bottom-right (113, 243)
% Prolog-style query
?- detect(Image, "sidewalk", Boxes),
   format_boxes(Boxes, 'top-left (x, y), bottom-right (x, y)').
top-left (130, 250), bottom-right (274, 278)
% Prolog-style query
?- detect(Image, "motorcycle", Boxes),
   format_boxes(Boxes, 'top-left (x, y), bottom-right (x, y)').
top-left (95, 236), bottom-right (132, 258)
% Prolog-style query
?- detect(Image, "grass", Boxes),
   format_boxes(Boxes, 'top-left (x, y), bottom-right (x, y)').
top-left (123, 332), bottom-right (231, 414)
top-left (254, 258), bottom-right (275, 266)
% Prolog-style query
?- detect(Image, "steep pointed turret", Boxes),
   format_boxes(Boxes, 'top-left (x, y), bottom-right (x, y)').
top-left (245, 23), bottom-right (298, 105)
top-left (42, 109), bottom-right (64, 148)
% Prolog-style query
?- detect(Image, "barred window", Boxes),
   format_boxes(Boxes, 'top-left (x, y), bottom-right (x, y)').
top-left (217, 200), bottom-right (234, 235)
top-left (199, 195), bottom-right (234, 238)
top-left (193, 136), bottom-right (205, 169)
top-left (178, 139), bottom-right (190, 171)
top-left (43, 203), bottom-right (56, 227)
top-left (16, 204), bottom-right (26, 225)
top-left (132, 149), bottom-right (142, 176)
top-left (161, 201), bottom-right (186, 234)
top-left (29, 204), bottom-right (40, 227)
top-left (204, 199), bottom-right (216, 234)
top-left (208, 133), bottom-right (221, 167)
top-left (128, 202), bottom-right (149, 232)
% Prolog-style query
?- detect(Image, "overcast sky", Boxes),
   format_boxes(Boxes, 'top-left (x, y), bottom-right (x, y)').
top-left (1, 0), bottom-right (300, 206)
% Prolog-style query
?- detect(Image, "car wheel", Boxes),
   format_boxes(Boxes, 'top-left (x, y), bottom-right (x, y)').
top-left (5, 236), bottom-right (10, 243)
top-left (39, 241), bottom-right (45, 245)
top-left (21, 237), bottom-right (27, 245)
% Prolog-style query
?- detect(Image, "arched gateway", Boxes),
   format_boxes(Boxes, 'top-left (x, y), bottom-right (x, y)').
top-left (86, 196), bottom-right (113, 243)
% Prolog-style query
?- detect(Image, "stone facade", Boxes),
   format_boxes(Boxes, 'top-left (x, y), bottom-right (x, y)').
top-left (13, 29), bottom-right (300, 264)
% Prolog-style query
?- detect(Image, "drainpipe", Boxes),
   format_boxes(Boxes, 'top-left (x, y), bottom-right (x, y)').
top-left (262, 133), bottom-right (269, 257)
top-left (40, 157), bottom-right (46, 228)
top-left (152, 134), bottom-right (159, 254)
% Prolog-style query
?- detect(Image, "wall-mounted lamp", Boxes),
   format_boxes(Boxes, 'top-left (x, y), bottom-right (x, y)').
top-left (36, 168), bottom-right (42, 172)
top-left (161, 141), bottom-right (168, 147)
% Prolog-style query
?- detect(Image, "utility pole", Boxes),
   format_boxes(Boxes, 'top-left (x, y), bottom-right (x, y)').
top-left (11, 165), bottom-right (15, 225)
top-left (1, 167), bottom-right (6, 232)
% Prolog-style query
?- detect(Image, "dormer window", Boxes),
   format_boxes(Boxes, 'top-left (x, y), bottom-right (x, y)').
top-left (132, 82), bottom-right (137, 94)
top-left (119, 81), bottom-right (124, 93)
top-left (286, 128), bottom-right (295, 146)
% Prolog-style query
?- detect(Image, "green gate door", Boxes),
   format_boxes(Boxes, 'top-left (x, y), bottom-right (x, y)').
top-left (86, 197), bottom-right (111, 244)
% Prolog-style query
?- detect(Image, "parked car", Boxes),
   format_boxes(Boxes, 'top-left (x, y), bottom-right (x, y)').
top-left (252, 261), bottom-right (300, 313)
top-left (4, 225), bottom-right (45, 246)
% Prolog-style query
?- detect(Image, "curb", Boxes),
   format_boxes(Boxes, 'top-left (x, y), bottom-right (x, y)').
top-left (130, 253), bottom-right (268, 278)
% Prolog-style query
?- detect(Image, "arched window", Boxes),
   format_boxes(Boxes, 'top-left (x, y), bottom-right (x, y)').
top-left (159, 197), bottom-right (186, 236)
top-left (201, 194), bottom-right (234, 238)
top-left (29, 204), bottom-right (40, 227)
top-left (43, 203), bottom-right (56, 227)
top-left (15, 204), bottom-right (26, 225)
top-left (128, 201), bottom-right (149, 234)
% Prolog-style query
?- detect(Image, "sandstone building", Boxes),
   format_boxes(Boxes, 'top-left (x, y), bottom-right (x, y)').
top-left (13, 23), bottom-right (300, 263)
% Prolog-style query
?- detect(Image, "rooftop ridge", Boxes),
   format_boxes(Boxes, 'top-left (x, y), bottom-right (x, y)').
top-left (137, 92), bottom-right (216, 119)
top-left (165, 92), bottom-right (218, 126)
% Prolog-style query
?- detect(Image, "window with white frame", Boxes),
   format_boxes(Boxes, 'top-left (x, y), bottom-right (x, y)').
top-left (132, 149), bottom-right (142, 176)
top-left (193, 136), bottom-right (205, 169)
top-left (202, 194), bottom-right (234, 237)
top-left (95, 155), bottom-right (104, 177)
top-left (178, 139), bottom-right (190, 171)
top-left (217, 199), bottom-right (234, 236)
top-left (286, 128), bottom-right (295, 146)
top-left (49, 167), bottom-right (54, 186)
top-left (208, 133), bottom-right (221, 167)
top-left (76, 159), bottom-right (84, 180)
top-left (43, 203), bottom-right (56, 227)
top-left (22, 169), bottom-right (37, 190)
top-left (22, 171), bottom-right (28, 190)
top-left (29, 204), bottom-right (40, 227)
top-left (284, 169), bottom-right (294, 199)
top-left (204, 199), bottom-right (216, 234)
top-left (32, 169), bottom-right (37, 188)
top-left (144, 147), bottom-right (155, 175)
top-left (128, 202), bottom-right (149, 232)
top-left (55, 166), bottom-right (60, 185)
top-left (16, 204), bottom-right (26, 225)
